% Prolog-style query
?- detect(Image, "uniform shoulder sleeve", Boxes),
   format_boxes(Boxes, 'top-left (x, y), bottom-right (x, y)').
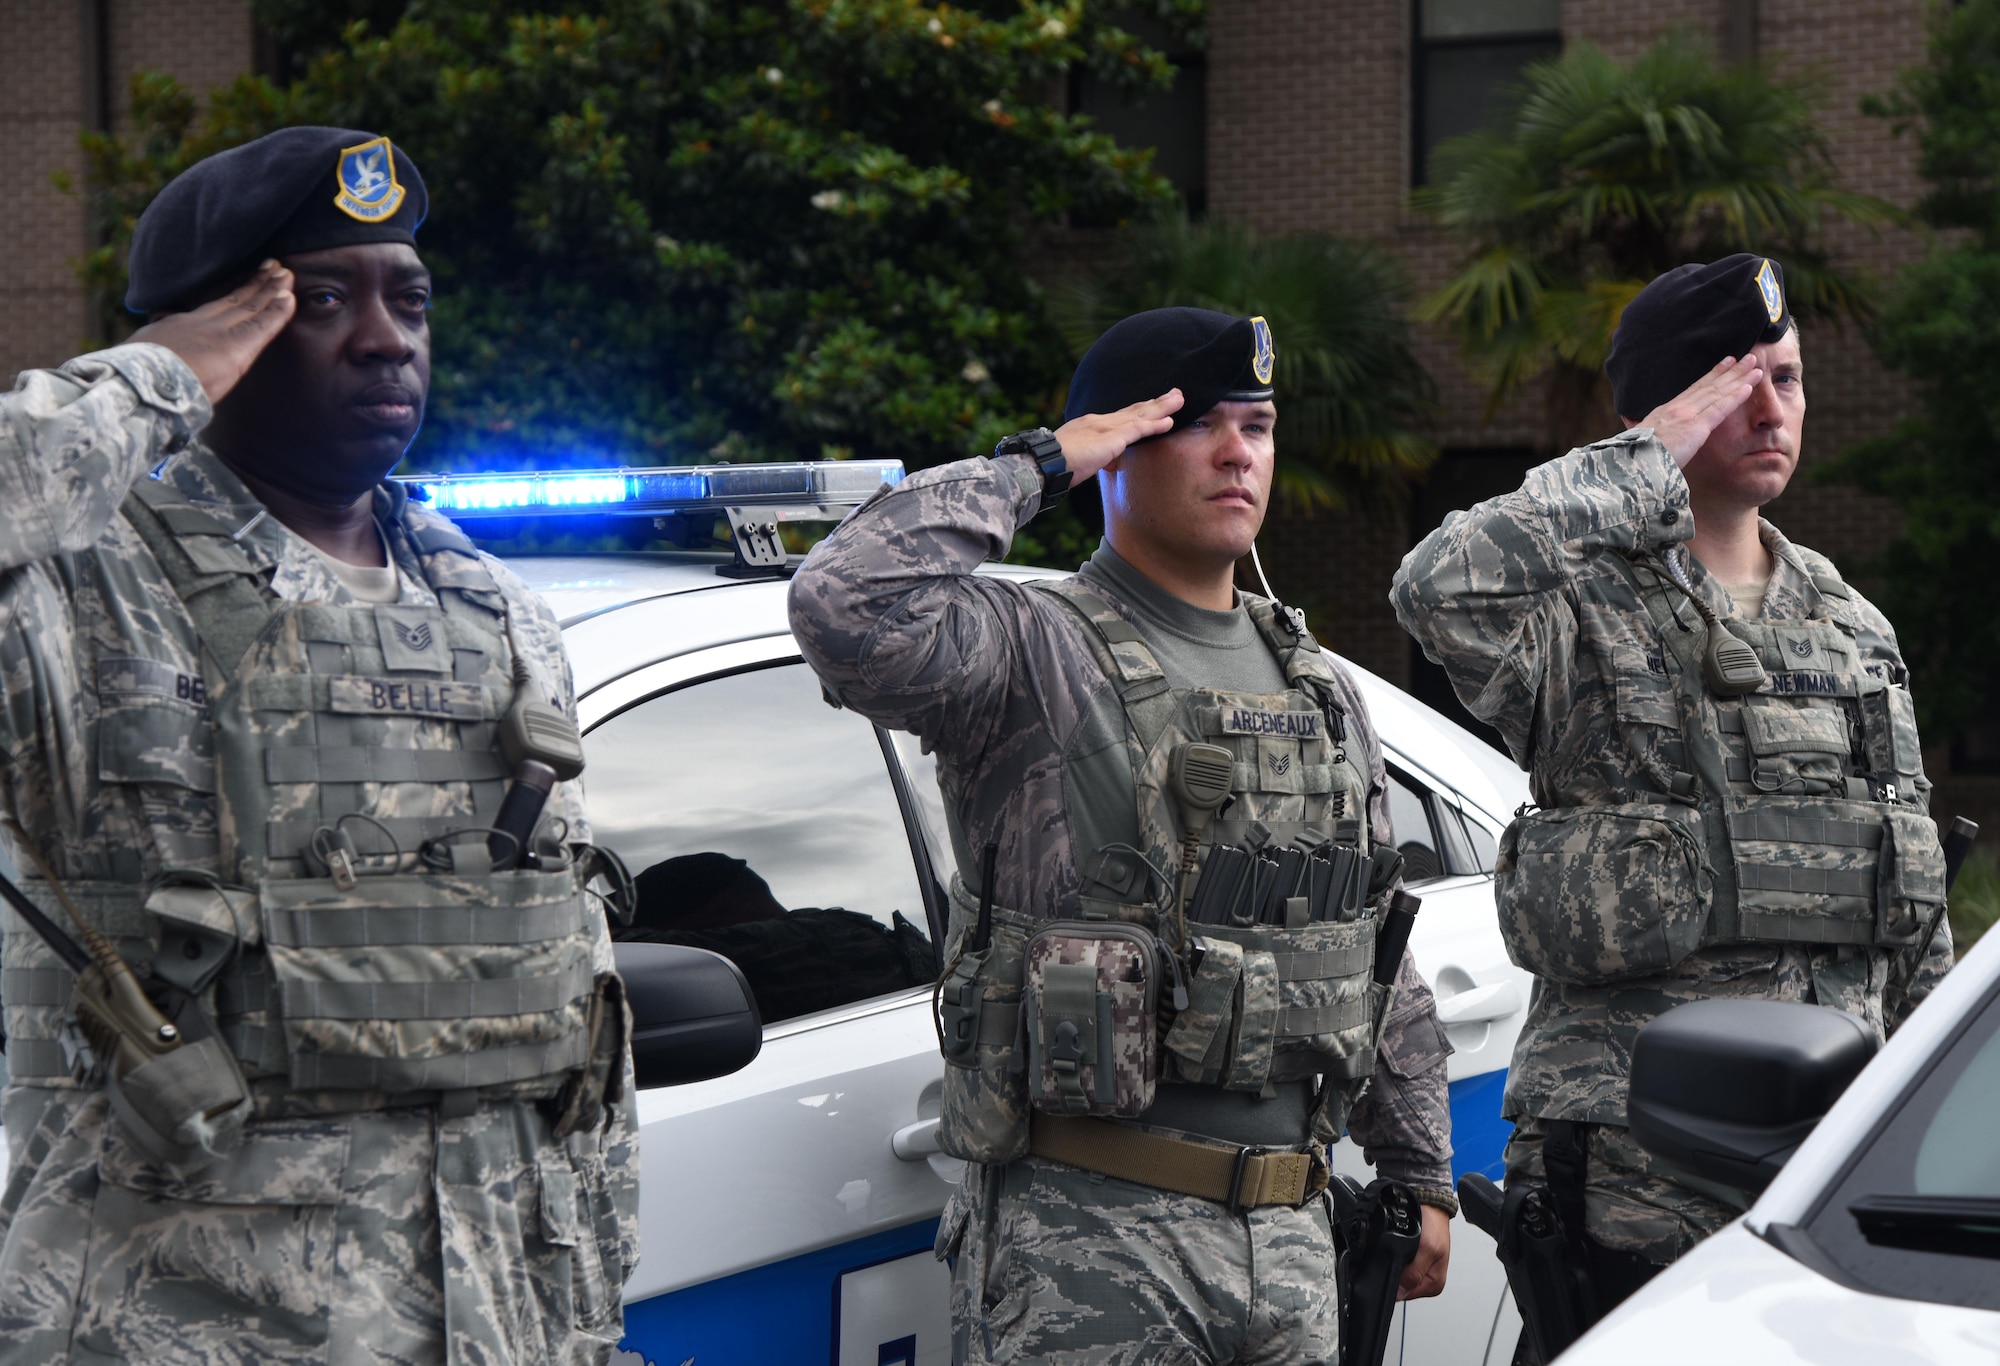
top-left (788, 453), bottom-right (1090, 761)
top-left (0, 344), bottom-right (211, 572)
top-left (1389, 430), bottom-right (1690, 765)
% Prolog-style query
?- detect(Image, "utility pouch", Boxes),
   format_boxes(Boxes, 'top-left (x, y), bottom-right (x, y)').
top-left (1162, 936), bottom-right (1245, 1083)
top-left (1022, 922), bottom-right (1159, 1118)
top-left (935, 884), bottom-right (1032, 1163)
top-left (937, 950), bottom-right (987, 1063)
top-left (1879, 808), bottom-right (1947, 947)
top-left (1495, 803), bottom-right (1710, 985)
top-left (104, 1023), bottom-right (253, 1171)
top-left (1859, 685), bottom-right (1925, 786)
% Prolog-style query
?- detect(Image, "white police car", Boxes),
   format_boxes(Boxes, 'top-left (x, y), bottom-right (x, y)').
top-left (1556, 902), bottom-right (2000, 1364)
top-left (399, 460), bottom-right (1536, 1366)
top-left (0, 460), bottom-right (1537, 1366)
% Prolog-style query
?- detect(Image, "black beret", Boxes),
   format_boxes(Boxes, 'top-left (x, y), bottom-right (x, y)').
top-left (126, 126), bottom-right (427, 314)
top-left (1064, 306), bottom-right (1275, 533)
top-left (1606, 254), bottom-right (1793, 421)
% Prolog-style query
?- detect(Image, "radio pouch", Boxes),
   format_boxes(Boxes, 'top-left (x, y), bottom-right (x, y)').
top-left (1022, 922), bottom-right (1159, 1117)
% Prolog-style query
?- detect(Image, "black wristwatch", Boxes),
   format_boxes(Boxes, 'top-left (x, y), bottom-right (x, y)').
top-left (992, 427), bottom-right (1071, 511)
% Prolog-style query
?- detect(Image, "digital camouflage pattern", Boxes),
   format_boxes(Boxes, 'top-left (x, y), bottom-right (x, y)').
top-left (0, 344), bottom-right (635, 1364)
top-left (791, 451), bottom-right (1454, 1360)
top-left (1391, 428), bottom-right (1953, 1253)
top-left (1024, 923), bottom-right (1158, 1117)
top-left (1494, 802), bottom-right (1712, 986)
top-left (940, 1155), bottom-right (1341, 1365)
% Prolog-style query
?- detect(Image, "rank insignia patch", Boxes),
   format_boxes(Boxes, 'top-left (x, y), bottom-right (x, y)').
top-left (1250, 315), bottom-right (1275, 385)
top-left (1755, 258), bottom-right (1784, 324)
top-left (334, 136), bottom-right (405, 223)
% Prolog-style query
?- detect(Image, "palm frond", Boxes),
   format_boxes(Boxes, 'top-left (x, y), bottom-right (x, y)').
top-left (1414, 30), bottom-right (1894, 447)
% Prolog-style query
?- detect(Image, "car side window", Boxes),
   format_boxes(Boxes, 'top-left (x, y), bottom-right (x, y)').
top-left (1803, 985), bottom-right (2000, 1312)
top-left (584, 661), bottom-right (937, 1026)
top-left (1385, 763), bottom-right (1496, 880)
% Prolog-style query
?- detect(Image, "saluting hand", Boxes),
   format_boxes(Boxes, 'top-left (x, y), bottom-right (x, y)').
top-left (1051, 388), bottom-right (1184, 480)
top-left (128, 259), bottom-right (296, 405)
top-left (1635, 353), bottom-right (1764, 469)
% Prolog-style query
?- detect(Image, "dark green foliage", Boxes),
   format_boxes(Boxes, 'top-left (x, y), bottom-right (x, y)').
top-left (1415, 33), bottom-right (1892, 450)
top-left (74, 0), bottom-right (1205, 473)
top-left (1825, 0), bottom-right (2000, 745)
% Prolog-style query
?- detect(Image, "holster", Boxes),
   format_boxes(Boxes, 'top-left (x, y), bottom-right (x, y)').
top-left (1332, 1175), bottom-right (1422, 1366)
top-left (1457, 1122), bottom-right (1668, 1366)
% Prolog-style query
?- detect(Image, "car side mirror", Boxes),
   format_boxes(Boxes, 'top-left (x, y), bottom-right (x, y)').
top-left (614, 942), bottom-right (762, 1089)
top-left (1628, 998), bottom-right (1877, 1193)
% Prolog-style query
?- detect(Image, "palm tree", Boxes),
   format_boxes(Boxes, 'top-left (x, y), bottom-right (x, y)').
top-left (1415, 33), bottom-right (1897, 451)
top-left (1053, 216), bottom-right (1437, 513)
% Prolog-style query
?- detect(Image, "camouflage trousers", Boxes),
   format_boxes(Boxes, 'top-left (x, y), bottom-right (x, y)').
top-left (1503, 1119), bottom-right (1750, 1264)
top-left (936, 1156), bottom-right (1339, 1365)
top-left (0, 1085), bottom-right (632, 1365)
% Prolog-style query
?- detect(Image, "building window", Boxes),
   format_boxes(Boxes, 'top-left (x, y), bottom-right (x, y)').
top-left (1412, 0), bottom-right (1561, 186)
top-left (1072, 14), bottom-right (1207, 215)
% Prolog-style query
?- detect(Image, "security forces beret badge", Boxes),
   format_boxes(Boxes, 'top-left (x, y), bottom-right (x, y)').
top-left (335, 137), bottom-right (406, 223)
top-left (1755, 258), bottom-right (1784, 325)
top-left (1251, 315), bottom-right (1275, 386)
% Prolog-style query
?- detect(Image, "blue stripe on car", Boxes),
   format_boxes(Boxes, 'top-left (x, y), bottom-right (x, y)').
top-left (1448, 1069), bottom-right (1511, 1182)
top-left (619, 1218), bottom-right (940, 1366)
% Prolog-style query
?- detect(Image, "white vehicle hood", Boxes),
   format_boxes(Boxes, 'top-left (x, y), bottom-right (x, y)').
top-left (1560, 1222), bottom-right (2000, 1365)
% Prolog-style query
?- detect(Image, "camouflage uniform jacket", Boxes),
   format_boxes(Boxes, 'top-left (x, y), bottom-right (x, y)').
top-left (789, 451), bottom-right (1454, 1204)
top-left (1390, 429), bottom-right (1953, 1127)
top-left (0, 344), bottom-right (636, 1364)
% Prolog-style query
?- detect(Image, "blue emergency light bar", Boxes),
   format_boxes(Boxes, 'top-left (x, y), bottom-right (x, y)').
top-left (400, 459), bottom-right (904, 519)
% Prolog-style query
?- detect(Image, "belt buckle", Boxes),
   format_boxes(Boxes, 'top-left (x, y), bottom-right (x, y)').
top-left (1228, 1145), bottom-right (1271, 1211)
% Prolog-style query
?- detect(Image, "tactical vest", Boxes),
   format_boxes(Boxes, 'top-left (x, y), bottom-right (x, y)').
top-left (0, 478), bottom-right (598, 1108)
top-left (1494, 551), bottom-right (1948, 986)
top-left (934, 579), bottom-right (1392, 1166)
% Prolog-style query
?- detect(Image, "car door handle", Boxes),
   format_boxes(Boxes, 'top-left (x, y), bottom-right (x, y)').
top-left (891, 1117), bottom-right (943, 1160)
top-left (1435, 982), bottom-right (1523, 1026)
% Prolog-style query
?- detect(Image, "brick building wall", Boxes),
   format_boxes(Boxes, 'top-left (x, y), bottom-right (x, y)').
top-left (2, 1), bottom-right (93, 384)
top-left (0, 0), bottom-right (254, 383)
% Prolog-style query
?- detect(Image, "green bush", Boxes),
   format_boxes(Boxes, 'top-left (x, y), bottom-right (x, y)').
top-left (1950, 847), bottom-right (1999, 951)
top-left (72, 0), bottom-right (1203, 474)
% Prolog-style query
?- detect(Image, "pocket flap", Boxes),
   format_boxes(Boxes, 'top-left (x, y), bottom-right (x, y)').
top-left (1378, 993), bottom-right (1451, 1080)
top-left (1742, 702), bottom-right (1851, 757)
top-left (99, 1116), bottom-right (351, 1205)
top-left (145, 882), bottom-right (260, 946)
top-left (537, 1151), bottom-right (581, 1248)
top-left (96, 697), bottom-right (215, 792)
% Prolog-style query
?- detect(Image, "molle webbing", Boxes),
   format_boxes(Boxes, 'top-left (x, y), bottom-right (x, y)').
top-left (264, 747), bottom-right (510, 784)
top-left (263, 898), bottom-right (584, 948)
top-left (1274, 944), bottom-right (1373, 979)
top-left (290, 1036), bottom-right (590, 1093)
top-left (264, 814), bottom-right (494, 860)
top-left (276, 965), bottom-right (592, 1020)
top-left (1727, 811), bottom-right (1883, 849)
